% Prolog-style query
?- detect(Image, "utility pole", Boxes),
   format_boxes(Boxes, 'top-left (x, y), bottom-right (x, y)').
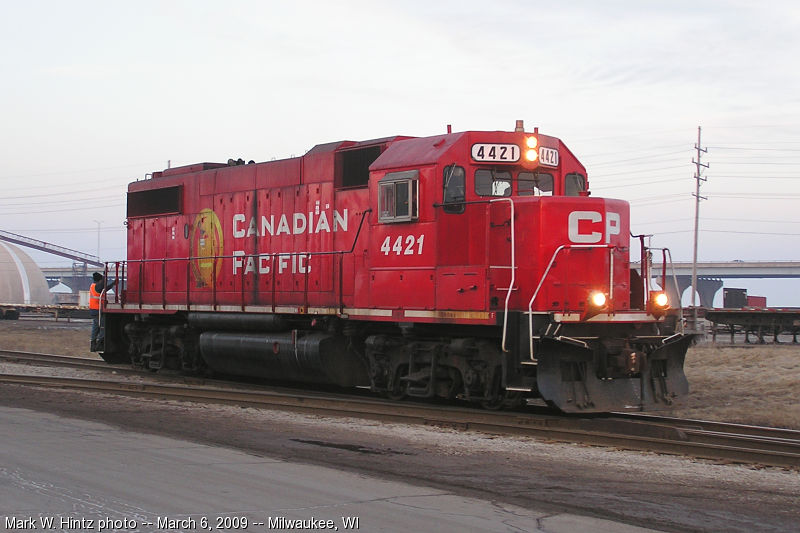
top-left (93, 220), bottom-right (103, 261)
top-left (691, 126), bottom-right (708, 331)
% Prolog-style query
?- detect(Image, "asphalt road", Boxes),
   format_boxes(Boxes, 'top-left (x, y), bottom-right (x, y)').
top-left (0, 381), bottom-right (797, 533)
top-left (0, 405), bottom-right (657, 533)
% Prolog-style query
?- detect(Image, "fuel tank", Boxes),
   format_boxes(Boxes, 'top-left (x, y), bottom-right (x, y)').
top-left (198, 331), bottom-right (369, 387)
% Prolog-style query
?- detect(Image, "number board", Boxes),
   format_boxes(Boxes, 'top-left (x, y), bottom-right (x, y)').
top-left (471, 143), bottom-right (520, 163)
top-left (539, 147), bottom-right (559, 167)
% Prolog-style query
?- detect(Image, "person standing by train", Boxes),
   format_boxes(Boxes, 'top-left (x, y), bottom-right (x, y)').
top-left (89, 272), bottom-right (116, 352)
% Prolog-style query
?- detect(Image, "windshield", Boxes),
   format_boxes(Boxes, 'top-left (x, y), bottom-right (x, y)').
top-left (518, 172), bottom-right (553, 196)
top-left (475, 169), bottom-right (512, 197)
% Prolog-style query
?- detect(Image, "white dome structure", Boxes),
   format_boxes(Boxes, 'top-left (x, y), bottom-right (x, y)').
top-left (0, 241), bottom-right (53, 305)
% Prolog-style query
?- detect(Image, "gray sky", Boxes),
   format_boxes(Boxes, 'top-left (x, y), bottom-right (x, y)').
top-left (1, 1), bottom-right (799, 304)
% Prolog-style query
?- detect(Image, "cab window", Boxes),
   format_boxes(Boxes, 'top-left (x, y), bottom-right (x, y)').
top-left (518, 172), bottom-right (553, 196)
top-left (443, 165), bottom-right (465, 214)
top-left (379, 170), bottom-right (419, 222)
top-left (565, 173), bottom-right (587, 196)
top-left (475, 169), bottom-right (511, 197)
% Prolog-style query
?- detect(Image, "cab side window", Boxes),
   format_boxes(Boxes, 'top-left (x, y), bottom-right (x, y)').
top-left (565, 173), bottom-right (587, 196)
top-left (443, 165), bottom-right (465, 214)
top-left (379, 170), bottom-right (419, 223)
top-left (518, 172), bottom-right (553, 196)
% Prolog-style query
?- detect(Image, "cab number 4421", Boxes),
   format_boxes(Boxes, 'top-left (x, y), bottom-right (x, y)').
top-left (380, 235), bottom-right (425, 256)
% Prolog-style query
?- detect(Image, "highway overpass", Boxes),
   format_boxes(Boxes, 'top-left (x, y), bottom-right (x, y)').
top-left (641, 261), bottom-right (800, 307)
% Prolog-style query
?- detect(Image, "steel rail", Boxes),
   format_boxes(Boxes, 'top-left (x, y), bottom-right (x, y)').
top-left (612, 411), bottom-right (800, 441)
top-left (0, 349), bottom-right (110, 369)
top-left (0, 370), bottom-right (798, 469)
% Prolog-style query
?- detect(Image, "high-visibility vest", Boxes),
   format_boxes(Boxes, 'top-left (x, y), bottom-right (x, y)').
top-left (89, 283), bottom-right (102, 310)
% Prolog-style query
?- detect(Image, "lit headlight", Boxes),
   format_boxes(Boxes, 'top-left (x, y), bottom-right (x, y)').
top-left (526, 136), bottom-right (538, 149)
top-left (525, 149), bottom-right (538, 162)
top-left (653, 292), bottom-right (669, 308)
top-left (589, 291), bottom-right (607, 308)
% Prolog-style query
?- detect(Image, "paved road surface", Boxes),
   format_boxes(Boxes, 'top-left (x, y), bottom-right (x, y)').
top-left (0, 406), bottom-right (658, 533)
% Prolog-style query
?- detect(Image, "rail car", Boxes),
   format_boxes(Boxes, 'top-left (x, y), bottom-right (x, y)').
top-left (99, 121), bottom-right (693, 412)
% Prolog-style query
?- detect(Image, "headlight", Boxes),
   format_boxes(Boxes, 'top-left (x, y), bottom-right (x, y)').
top-left (526, 136), bottom-right (538, 149)
top-left (589, 291), bottom-right (607, 308)
top-left (653, 292), bottom-right (669, 308)
top-left (525, 149), bottom-right (538, 162)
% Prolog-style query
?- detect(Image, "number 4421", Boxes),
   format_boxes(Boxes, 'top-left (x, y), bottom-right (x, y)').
top-left (380, 235), bottom-right (425, 256)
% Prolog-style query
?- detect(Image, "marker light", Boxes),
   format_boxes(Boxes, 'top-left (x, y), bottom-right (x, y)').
top-left (525, 149), bottom-right (538, 162)
top-left (653, 292), bottom-right (669, 308)
top-left (525, 136), bottom-right (538, 149)
top-left (589, 291), bottom-right (607, 308)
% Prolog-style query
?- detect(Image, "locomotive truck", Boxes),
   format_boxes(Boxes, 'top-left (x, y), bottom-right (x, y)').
top-left (99, 121), bottom-right (692, 412)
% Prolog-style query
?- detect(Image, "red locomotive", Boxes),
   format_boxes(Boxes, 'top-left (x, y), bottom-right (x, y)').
top-left (100, 121), bottom-right (693, 412)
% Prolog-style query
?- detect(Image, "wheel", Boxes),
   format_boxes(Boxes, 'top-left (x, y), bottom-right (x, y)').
top-left (481, 391), bottom-right (524, 410)
top-left (384, 365), bottom-right (408, 401)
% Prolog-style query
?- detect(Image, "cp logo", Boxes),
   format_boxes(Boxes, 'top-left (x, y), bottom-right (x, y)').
top-left (567, 211), bottom-right (621, 244)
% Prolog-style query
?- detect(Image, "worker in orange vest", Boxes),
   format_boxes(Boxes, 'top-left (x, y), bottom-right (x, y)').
top-left (90, 272), bottom-right (116, 352)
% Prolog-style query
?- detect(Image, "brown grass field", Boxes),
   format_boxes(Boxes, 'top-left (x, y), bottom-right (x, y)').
top-left (1, 319), bottom-right (798, 429)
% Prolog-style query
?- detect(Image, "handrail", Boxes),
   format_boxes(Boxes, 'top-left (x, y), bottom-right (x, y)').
top-left (108, 209), bottom-right (372, 313)
top-left (527, 244), bottom-right (614, 361)
top-left (649, 247), bottom-right (684, 334)
top-left (488, 198), bottom-right (516, 353)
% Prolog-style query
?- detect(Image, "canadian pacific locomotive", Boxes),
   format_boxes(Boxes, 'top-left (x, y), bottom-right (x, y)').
top-left (99, 121), bottom-right (693, 412)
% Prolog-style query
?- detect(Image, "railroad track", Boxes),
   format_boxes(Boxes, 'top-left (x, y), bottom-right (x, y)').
top-left (0, 349), bottom-right (120, 371)
top-left (1, 349), bottom-right (799, 469)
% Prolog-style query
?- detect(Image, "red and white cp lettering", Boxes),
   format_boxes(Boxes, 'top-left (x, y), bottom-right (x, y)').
top-left (567, 211), bottom-right (621, 244)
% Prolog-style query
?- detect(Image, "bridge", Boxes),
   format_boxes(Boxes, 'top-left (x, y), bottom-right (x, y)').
top-left (0, 230), bottom-right (104, 300)
top-left (0, 230), bottom-right (102, 267)
top-left (643, 261), bottom-right (800, 308)
top-left (42, 266), bottom-right (97, 295)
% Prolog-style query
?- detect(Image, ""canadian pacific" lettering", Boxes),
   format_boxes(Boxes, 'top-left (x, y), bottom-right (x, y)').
top-left (230, 205), bottom-right (348, 276)
top-left (232, 207), bottom-right (348, 239)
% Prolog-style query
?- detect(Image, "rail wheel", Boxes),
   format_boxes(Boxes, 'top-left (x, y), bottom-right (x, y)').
top-left (481, 390), bottom-right (523, 410)
top-left (384, 365), bottom-right (409, 401)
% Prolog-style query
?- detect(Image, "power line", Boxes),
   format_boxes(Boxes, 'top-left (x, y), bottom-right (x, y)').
top-left (592, 170), bottom-right (692, 183)
top-left (0, 161), bottom-right (164, 181)
top-left (630, 198), bottom-right (688, 207)
top-left (590, 164), bottom-right (689, 177)
top-left (704, 229), bottom-right (800, 236)
top-left (704, 161), bottom-right (799, 165)
top-left (709, 146), bottom-right (800, 151)
top-left (704, 193), bottom-right (800, 199)
top-left (645, 229), bottom-right (800, 236)
top-left (705, 175), bottom-right (800, 179)
top-left (588, 149), bottom-right (689, 167)
top-left (0, 203), bottom-right (126, 215)
top-left (639, 217), bottom-right (800, 225)
top-left (5, 227), bottom-right (126, 233)
top-left (0, 194), bottom-right (121, 208)
top-left (596, 178), bottom-right (685, 190)
top-left (706, 217), bottom-right (800, 224)
top-left (2, 175), bottom-right (134, 195)
top-left (1, 183), bottom-right (126, 201)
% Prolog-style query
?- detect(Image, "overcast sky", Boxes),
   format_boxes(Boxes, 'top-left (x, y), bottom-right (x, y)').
top-left (1, 1), bottom-right (799, 304)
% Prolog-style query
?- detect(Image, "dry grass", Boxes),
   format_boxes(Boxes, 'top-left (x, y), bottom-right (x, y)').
top-left (671, 343), bottom-right (800, 430)
top-left (0, 319), bottom-right (94, 357)
top-left (1, 320), bottom-right (798, 429)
